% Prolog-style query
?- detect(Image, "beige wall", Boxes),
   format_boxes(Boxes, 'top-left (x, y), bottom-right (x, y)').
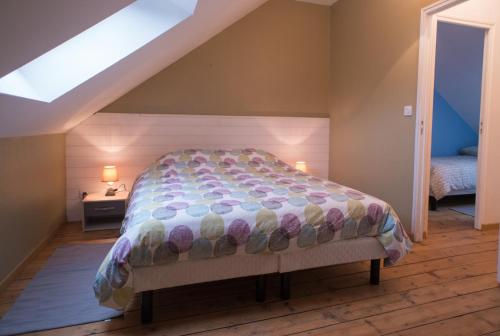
top-left (0, 134), bottom-right (66, 283)
top-left (329, 0), bottom-right (434, 230)
top-left (100, 0), bottom-right (439, 231)
top-left (100, 0), bottom-right (330, 118)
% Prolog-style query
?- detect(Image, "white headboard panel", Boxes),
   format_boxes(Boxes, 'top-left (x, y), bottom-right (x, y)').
top-left (66, 113), bottom-right (330, 221)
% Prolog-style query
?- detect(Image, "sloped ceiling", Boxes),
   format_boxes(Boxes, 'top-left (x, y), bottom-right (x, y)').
top-left (434, 21), bottom-right (484, 132)
top-left (0, 0), bottom-right (267, 138)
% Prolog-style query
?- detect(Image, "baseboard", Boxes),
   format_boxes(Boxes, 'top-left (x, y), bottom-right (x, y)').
top-left (0, 221), bottom-right (63, 293)
top-left (482, 223), bottom-right (500, 230)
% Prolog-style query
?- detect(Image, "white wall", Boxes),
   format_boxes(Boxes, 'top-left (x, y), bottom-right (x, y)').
top-left (66, 113), bottom-right (330, 221)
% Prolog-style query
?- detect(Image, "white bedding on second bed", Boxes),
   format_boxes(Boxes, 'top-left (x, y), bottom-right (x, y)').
top-left (430, 156), bottom-right (477, 200)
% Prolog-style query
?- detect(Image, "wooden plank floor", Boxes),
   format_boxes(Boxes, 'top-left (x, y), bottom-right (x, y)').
top-left (0, 208), bottom-right (498, 335)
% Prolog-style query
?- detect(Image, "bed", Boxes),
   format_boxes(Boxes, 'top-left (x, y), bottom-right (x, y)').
top-left (429, 155), bottom-right (477, 210)
top-left (94, 149), bottom-right (412, 323)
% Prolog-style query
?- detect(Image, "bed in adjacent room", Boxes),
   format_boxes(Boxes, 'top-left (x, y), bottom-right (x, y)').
top-left (429, 147), bottom-right (478, 210)
top-left (93, 149), bottom-right (412, 322)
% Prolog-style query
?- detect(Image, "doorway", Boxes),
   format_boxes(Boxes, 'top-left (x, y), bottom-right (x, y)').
top-left (427, 21), bottom-right (485, 232)
top-left (412, 0), bottom-right (496, 241)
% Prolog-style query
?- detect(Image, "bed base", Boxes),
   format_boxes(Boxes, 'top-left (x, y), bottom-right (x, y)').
top-left (277, 258), bottom-right (381, 301)
top-left (280, 273), bottom-right (291, 300)
top-left (140, 259), bottom-right (382, 324)
top-left (256, 275), bottom-right (267, 302)
top-left (429, 190), bottom-right (476, 211)
top-left (370, 259), bottom-right (381, 285)
top-left (429, 196), bottom-right (438, 211)
top-left (141, 275), bottom-right (268, 324)
top-left (137, 237), bottom-right (387, 324)
top-left (141, 291), bottom-right (153, 324)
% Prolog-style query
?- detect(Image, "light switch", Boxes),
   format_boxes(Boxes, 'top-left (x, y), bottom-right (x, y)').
top-left (404, 105), bottom-right (413, 117)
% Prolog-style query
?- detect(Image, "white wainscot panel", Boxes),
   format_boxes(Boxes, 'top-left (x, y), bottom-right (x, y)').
top-left (66, 113), bottom-right (330, 221)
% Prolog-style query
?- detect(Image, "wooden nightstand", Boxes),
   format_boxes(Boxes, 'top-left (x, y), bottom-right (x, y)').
top-left (82, 191), bottom-right (129, 231)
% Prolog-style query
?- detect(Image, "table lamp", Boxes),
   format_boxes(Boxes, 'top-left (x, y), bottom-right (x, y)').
top-left (102, 165), bottom-right (119, 196)
top-left (295, 161), bottom-right (307, 173)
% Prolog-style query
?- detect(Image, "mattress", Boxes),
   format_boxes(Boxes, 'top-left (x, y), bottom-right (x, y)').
top-left (94, 149), bottom-right (412, 309)
top-left (429, 156), bottom-right (477, 200)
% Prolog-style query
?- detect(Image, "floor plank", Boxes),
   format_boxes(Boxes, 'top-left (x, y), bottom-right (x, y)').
top-left (390, 306), bottom-right (500, 336)
top-left (296, 288), bottom-right (500, 336)
top-left (0, 208), bottom-right (498, 336)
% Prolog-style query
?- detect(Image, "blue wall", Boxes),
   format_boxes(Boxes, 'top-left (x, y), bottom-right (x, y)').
top-left (434, 22), bottom-right (484, 132)
top-left (431, 91), bottom-right (478, 157)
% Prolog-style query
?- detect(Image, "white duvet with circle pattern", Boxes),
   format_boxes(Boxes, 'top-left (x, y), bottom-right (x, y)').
top-left (94, 149), bottom-right (412, 309)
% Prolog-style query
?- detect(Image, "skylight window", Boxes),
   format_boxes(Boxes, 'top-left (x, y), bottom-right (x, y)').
top-left (0, 0), bottom-right (197, 103)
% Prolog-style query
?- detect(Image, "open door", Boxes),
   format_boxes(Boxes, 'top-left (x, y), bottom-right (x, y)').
top-left (413, 0), bottom-right (500, 240)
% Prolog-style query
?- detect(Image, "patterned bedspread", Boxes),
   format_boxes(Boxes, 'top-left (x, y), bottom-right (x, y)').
top-left (430, 156), bottom-right (477, 200)
top-left (94, 149), bottom-right (412, 309)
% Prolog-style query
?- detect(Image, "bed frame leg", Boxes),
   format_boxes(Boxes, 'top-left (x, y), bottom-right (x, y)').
top-left (141, 290), bottom-right (153, 324)
top-left (429, 196), bottom-right (438, 211)
top-left (256, 275), bottom-right (266, 302)
top-left (280, 273), bottom-right (290, 300)
top-left (370, 259), bottom-right (381, 285)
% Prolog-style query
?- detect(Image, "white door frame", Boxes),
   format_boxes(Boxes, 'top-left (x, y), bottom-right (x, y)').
top-left (412, 0), bottom-right (495, 241)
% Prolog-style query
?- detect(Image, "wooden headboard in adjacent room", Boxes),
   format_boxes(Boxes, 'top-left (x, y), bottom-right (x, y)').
top-left (65, 113), bottom-right (329, 221)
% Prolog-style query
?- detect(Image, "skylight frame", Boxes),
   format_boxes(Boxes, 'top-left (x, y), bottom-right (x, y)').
top-left (0, 0), bottom-right (197, 103)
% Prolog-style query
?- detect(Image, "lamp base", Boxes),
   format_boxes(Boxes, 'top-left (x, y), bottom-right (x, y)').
top-left (105, 188), bottom-right (116, 196)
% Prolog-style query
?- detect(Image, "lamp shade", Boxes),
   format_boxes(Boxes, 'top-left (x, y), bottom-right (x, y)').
top-left (295, 161), bottom-right (307, 172)
top-left (101, 165), bottom-right (118, 183)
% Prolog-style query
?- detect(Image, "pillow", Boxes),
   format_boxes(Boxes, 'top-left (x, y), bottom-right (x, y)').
top-left (459, 146), bottom-right (478, 156)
